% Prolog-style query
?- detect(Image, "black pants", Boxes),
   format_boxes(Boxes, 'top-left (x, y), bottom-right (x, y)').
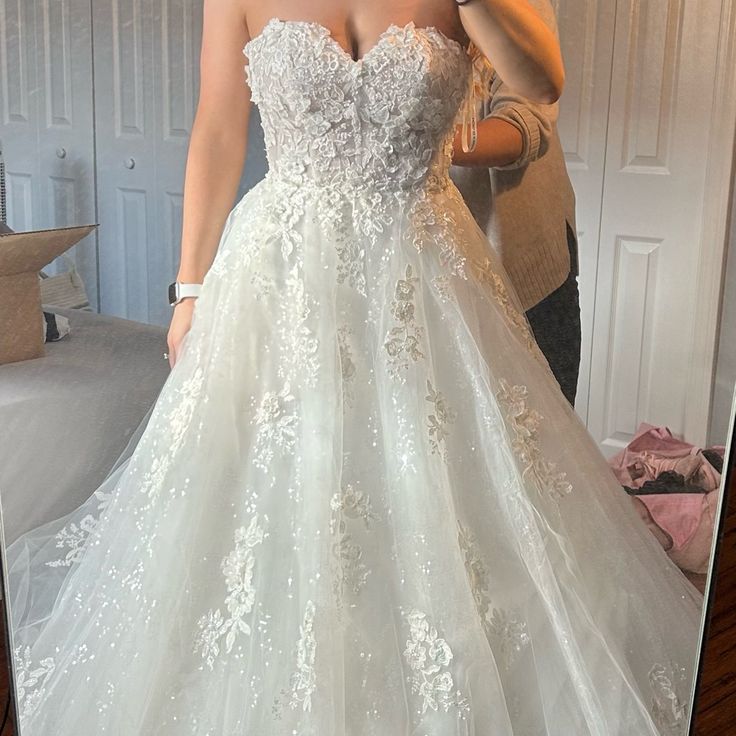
top-left (525, 223), bottom-right (581, 407)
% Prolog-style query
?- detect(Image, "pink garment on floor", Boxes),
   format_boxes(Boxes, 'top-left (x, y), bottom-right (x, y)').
top-left (609, 424), bottom-right (724, 574)
top-left (609, 423), bottom-right (721, 492)
top-left (632, 491), bottom-right (719, 575)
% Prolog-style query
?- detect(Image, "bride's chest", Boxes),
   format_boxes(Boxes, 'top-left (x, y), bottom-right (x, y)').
top-left (244, 19), bottom-right (470, 131)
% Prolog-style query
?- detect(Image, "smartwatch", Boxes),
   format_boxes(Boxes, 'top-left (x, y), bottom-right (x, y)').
top-left (168, 281), bottom-right (202, 306)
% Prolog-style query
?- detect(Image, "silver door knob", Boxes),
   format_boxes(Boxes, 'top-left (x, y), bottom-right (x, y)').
top-left (56, 148), bottom-right (67, 159)
top-left (124, 158), bottom-right (136, 170)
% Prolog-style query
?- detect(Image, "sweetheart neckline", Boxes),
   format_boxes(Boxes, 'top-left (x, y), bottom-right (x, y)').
top-left (243, 17), bottom-right (467, 66)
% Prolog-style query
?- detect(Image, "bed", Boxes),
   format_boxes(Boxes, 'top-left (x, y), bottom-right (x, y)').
top-left (0, 308), bottom-right (169, 545)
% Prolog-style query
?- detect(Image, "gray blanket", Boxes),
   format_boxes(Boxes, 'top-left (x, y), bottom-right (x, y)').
top-left (0, 308), bottom-right (169, 544)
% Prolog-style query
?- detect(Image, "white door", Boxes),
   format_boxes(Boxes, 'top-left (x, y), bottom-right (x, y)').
top-left (554, 0), bottom-right (618, 423)
top-left (93, 0), bottom-right (203, 325)
top-left (558, 0), bottom-right (734, 452)
top-left (0, 0), bottom-right (97, 305)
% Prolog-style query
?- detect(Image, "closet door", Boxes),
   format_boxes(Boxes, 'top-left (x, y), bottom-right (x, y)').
top-left (0, 0), bottom-right (97, 304)
top-left (586, 0), bottom-right (727, 453)
top-left (94, 0), bottom-right (202, 325)
top-left (0, 0), bottom-right (40, 228)
top-left (554, 0), bottom-right (617, 422)
top-left (150, 0), bottom-right (203, 326)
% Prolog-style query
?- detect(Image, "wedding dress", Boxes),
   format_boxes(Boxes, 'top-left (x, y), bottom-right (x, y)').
top-left (7, 18), bottom-right (705, 736)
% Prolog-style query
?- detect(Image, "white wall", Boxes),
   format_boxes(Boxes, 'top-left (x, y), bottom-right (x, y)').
top-left (709, 156), bottom-right (736, 446)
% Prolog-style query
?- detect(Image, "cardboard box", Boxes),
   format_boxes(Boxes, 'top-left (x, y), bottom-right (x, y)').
top-left (0, 224), bottom-right (97, 364)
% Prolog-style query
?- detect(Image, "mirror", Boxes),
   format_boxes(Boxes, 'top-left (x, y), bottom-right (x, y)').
top-left (0, 0), bottom-right (734, 733)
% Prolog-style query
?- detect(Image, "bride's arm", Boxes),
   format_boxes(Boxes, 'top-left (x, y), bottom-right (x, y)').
top-left (457, 0), bottom-right (565, 104)
top-left (168, 0), bottom-right (251, 367)
top-left (176, 0), bottom-right (251, 284)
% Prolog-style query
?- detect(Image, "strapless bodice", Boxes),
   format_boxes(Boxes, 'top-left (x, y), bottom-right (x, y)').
top-left (243, 19), bottom-right (472, 195)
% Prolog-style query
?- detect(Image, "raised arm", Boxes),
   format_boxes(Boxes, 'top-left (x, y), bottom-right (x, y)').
top-left (453, 0), bottom-right (559, 168)
top-left (168, 0), bottom-right (251, 366)
top-left (458, 0), bottom-right (565, 104)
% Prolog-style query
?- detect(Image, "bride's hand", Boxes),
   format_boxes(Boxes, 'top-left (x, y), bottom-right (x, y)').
top-left (166, 299), bottom-right (196, 368)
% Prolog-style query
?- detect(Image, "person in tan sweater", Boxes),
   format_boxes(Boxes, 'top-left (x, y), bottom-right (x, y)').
top-left (449, 0), bottom-right (580, 405)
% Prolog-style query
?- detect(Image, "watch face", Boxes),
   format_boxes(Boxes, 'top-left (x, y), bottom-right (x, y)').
top-left (168, 282), bottom-right (178, 305)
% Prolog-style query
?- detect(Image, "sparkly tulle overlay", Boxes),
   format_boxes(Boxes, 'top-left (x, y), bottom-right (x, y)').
top-left (7, 18), bottom-right (703, 736)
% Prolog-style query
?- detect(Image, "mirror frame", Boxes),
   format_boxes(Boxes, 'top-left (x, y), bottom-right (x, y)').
top-left (691, 390), bottom-right (736, 734)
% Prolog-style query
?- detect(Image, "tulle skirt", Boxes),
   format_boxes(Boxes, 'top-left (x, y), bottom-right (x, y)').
top-left (7, 173), bottom-right (704, 735)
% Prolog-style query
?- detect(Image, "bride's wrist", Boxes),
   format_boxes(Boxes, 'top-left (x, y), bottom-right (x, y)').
top-left (175, 270), bottom-right (205, 283)
top-left (173, 297), bottom-right (197, 310)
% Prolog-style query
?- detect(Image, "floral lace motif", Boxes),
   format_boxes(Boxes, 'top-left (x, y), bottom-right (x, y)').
top-left (458, 523), bottom-right (530, 668)
top-left (330, 485), bottom-right (379, 600)
top-left (384, 264), bottom-right (425, 379)
top-left (496, 380), bottom-right (573, 501)
top-left (330, 484), bottom-right (379, 533)
top-left (337, 325), bottom-right (357, 408)
top-left (407, 188), bottom-right (467, 279)
top-left (45, 490), bottom-right (112, 568)
top-left (194, 515), bottom-right (266, 670)
top-left (244, 19), bottom-right (470, 196)
top-left (277, 264), bottom-right (320, 387)
top-left (14, 646), bottom-right (55, 722)
top-left (289, 600), bottom-right (317, 711)
top-left (403, 609), bottom-right (470, 718)
top-left (425, 379), bottom-right (456, 462)
top-left (649, 663), bottom-right (689, 735)
top-left (473, 258), bottom-right (536, 352)
top-left (252, 383), bottom-right (298, 472)
top-left (336, 236), bottom-right (367, 296)
top-left (141, 365), bottom-right (207, 498)
top-left (432, 274), bottom-right (453, 302)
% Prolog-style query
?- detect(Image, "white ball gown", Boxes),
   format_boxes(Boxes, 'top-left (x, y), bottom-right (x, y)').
top-left (7, 18), bottom-right (704, 736)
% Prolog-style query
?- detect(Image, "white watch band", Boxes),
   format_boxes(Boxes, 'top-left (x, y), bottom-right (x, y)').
top-left (177, 283), bottom-right (202, 301)
top-left (170, 281), bottom-right (202, 305)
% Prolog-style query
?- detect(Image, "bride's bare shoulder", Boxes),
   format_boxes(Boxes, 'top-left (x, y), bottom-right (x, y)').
top-left (238, 0), bottom-right (279, 41)
top-left (202, 0), bottom-right (251, 42)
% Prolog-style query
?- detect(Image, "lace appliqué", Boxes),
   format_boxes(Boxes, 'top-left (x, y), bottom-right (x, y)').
top-left (289, 600), bottom-right (317, 711)
top-left (473, 258), bottom-right (536, 352)
top-left (330, 483), bottom-right (379, 532)
top-left (252, 383), bottom-right (298, 472)
top-left (403, 609), bottom-right (470, 718)
top-left (194, 515), bottom-right (266, 669)
top-left (45, 490), bottom-right (112, 568)
top-left (337, 325), bottom-right (357, 408)
top-left (278, 264), bottom-right (320, 387)
top-left (496, 380), bottom-right (573, 501)
top-left (330, 485), bottom-right (379, 600)
top-left (141, 365), bottom-right (206, 497)
top-left (250, 271), bottom-right (276, 299)
top-left (458, 523), bottom-right (530, 668)
top-left (407, 190), bottom-right (467, 278)
top-left (245, 19), bottom-right (469, 196)
top-left (270, 186), bottom-right (309, 262)
top-left (649, 663), bottom-right (689, 735)
top-left (384, 264), bottom-right (425, 379)
top-left (336, 236), bottom-right (367, 296)
top-left (425, 379), bottom-right (456, 462)
top-left (14, 646), bottom-right (55, 722)
top-left (432, 274), bottom-right (453, 302)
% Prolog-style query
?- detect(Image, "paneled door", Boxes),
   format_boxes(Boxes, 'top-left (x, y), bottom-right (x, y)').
top-left (0, 0), bottom-right (97, 305)
top-left (554, 0), bottom-right (617, 424)
top-left (93, 0), bottom-right (203, 325)
top-left (557, 0), bottom-right (736, 451)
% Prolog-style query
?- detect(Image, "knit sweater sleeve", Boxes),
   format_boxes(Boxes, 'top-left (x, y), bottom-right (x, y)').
top-left (482, 0), bottom-right (561, 171)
